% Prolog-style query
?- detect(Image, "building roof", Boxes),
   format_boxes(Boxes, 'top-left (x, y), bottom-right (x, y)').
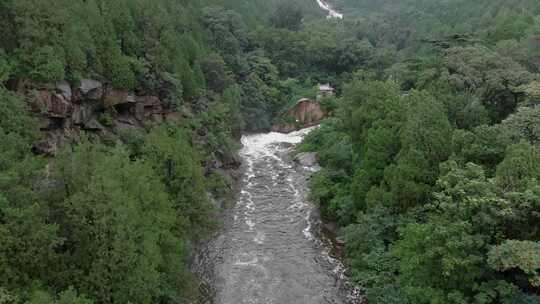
top-left (319, 83), bottom-right (334, 92)
top-left (297, 98), bottom-right (313, 104)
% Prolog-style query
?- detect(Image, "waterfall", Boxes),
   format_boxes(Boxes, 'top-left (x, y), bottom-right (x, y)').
top-left (316, 0), bottom-right (343, 19)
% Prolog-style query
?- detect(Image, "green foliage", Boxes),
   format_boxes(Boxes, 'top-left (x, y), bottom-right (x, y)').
top-left (496, 141), bottom-right (540, 192)
top-left (0, 82), bottom-right (224, 302)
top-left (395, 218), bottom-right (485, 304)
top-left (27, 46), bottom-right (65, 83)
top-left (344, 206), bottom-right (405, 304)
top-left (200, 53), bottom-right (234, 93)
top-left (197, 97), bottom-right (242, 156)
top-left (2, 0), bottom-right (540, 302)
top-left (500, 106), bottom-right (540, 147)
top-left (0, 195), bottom-right (62, 291)
top-left (0, 288), bottom-right (19, 304)
top-left (300, 2), bottom-right (540, 299)
top-left (0, 0), bottom-right (211, 95)
top-left (488, 240), bottom-right (540, 288)
top-left (443, 46), bottom-right (534, 122)
top-left (221, 85), bottom-right (246, 135)
top-left (270, 3), bottom-right (304, 31)
top-left (97, 112), bottom-right (115, 128)
top-left (0, 88), bottom-right (39, 168)
top-left (0, 122), bottom-right (219, 302)
top-left (55, 144), bottom-right (182, 303)
top-left (0, 88), bottom-right (59, 296)
top-left (451, 125), bottom-right (506, 170)
top-left (57, 288), bottom-right (94, 304)
top-left (0, 52), bottom-right (12, 83)
top-left (140, 125), bottom-right (216, 239)
top-left (202, 6), bottom-right (248, 69)
top-left (18, 287), bottom-right (95, 304)
top-left (240, 73), bottom-right (275, 131)
top-left (384, 91), bottom-right (452, 210)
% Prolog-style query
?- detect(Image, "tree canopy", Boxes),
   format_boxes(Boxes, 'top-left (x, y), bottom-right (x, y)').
top-left (2, 0), bottom-right (540, 302)
top-left (297, 1), bottom-right (540, 303)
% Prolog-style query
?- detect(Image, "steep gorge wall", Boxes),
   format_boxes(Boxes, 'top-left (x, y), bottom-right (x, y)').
top-left (24, 79), bottom-right (241, 173)
top-left (30, 80), bottom-right (183, 155)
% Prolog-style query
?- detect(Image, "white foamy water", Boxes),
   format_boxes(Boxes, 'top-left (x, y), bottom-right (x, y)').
top-left (205, 126), bottom-right (356, 304)
top-left (240, 127), bottom-right (317, 158)
top-left (316, 0), bottom-right (343, 19)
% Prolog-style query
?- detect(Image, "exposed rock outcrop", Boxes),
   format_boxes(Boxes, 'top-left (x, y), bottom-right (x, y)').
top-left (79, 79), bottom-right (102, 95)
top-left (103, 87), bottom-right (131, 107)
top-left (36, 90), bottom-right (73, 118)
top-left (28, 79), bottom-right (241, 174)
top-left (56, 81), bottom-right (72, 100)
top-left (272, 98), bottom-right (328, 133)
top-left (30, 80), bottom-right (184, 156)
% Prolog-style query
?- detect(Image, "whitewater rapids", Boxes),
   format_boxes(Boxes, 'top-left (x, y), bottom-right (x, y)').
top-left (316, 0), bottom-right (343, 19)
top-left (197, 127), bottom-right (355, 304)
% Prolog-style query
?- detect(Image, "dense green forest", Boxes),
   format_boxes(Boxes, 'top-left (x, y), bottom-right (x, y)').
top-left (2, 0), bottom-right (540, 302)
top-left (298, 0), bottom-right (540, 303)
top-left (0, 0), bottom-right (323, 302)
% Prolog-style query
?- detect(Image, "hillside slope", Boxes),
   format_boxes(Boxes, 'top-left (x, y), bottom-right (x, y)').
top-left (298, 1), bottom-right (540, 303)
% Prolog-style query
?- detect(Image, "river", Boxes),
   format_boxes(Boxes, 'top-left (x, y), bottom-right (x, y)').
top-left (195, 127), bottom-right (358, 304)
top-left (316, 0), bottom-right (343, 19)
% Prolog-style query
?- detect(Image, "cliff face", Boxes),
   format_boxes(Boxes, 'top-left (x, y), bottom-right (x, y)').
top-left (272, 98), bottom-right (328, 133)
top-left (31, 79), bottom-right (183, 156)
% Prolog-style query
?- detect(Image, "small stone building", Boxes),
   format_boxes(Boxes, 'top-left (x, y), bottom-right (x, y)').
top-left (317, 83), bottom-right (335, 100)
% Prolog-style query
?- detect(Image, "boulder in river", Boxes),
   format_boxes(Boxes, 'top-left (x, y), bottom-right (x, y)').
top-left (295, 152), bottom-right (318, 166)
